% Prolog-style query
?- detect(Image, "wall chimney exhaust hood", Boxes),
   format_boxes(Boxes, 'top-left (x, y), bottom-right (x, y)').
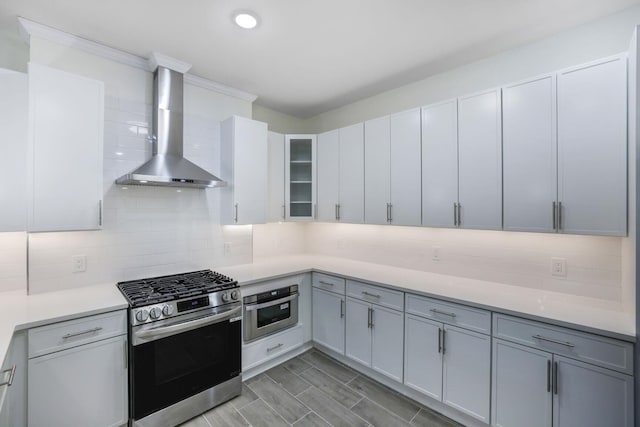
top-left (116, 54), bottom-right (226, 189)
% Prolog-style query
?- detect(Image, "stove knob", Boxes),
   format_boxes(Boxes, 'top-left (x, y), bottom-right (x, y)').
top-left (221, 292), bottom-right (230, 303)
top-left (149, 306), bottom-right (162, 320)
top-left (230, 290), bottom-right (239, 301)
top-left (162, 305), bottom-right (174, 316)
top-left (135, 309), bottom-right (149, 323)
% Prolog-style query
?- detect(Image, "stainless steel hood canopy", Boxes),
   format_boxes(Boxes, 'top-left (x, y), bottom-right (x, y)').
top-left (116, 57), bottom-right (226, 189)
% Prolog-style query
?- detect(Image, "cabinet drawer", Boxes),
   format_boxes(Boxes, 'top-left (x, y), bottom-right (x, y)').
top-left (493, 314), bottom-right (633, 374)
top-left (28, 310), bottom-right (127, 359)
top-left (242, 324), bottom-right (303, 371)
top-left (347, 280), bottom-right (403, 311)
top-left (312, 273), bottom-right (345, 294)
top-left (406, 294), bottom-right (491, 334)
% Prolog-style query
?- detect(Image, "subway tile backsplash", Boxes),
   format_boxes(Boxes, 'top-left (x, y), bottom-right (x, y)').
top-left (26, 93), bottom-right (252, 294)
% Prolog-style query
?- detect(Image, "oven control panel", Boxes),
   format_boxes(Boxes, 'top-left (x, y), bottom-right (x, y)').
top-left (131, 289), bottom-right (241, 325)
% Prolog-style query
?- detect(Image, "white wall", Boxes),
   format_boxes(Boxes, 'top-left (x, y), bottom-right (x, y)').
top-left (25, 36), bottom-right (254, 293)
top-left (303, 5), bottom-right (640, 133)
top-left (252, 104), bottom-right (308, 134)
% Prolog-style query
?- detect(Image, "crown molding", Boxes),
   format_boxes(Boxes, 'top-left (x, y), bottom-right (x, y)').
top-left (17, 17), bottom-right (258, 103)
top-left (184, 74), bottom-right (258, 103)
top-left (148, 52), bottom-right (192, 74)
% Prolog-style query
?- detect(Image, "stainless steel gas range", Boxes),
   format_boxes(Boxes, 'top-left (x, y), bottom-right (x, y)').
top-left (117, 270), bottom-right (242, 427)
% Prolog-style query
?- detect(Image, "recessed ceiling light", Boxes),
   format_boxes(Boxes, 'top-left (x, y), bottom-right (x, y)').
top-left (233, 11), bottom-right (259, 29)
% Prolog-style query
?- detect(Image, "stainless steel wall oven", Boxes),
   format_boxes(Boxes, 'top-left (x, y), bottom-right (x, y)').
top-left (243, 285), bottom-right (298, 342)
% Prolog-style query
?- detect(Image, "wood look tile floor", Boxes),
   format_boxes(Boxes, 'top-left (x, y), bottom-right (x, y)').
top-left (179, 349), bottom-right (464, 427)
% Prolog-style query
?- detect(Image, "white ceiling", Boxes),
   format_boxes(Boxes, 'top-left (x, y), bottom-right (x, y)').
top-left (1, 0), bottom-right (639, 118)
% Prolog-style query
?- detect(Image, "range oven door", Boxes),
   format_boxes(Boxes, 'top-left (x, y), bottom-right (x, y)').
top-left (243, 285), bottom-right (298, 342)
top-left (131, 304), bottom-right (241, 421)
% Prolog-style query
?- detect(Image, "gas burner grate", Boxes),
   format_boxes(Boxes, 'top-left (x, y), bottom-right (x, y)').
top-left (117, 269), bottom-right (237, 307)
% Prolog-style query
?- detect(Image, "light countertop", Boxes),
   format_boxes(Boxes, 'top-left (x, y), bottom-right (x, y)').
top-left (1, 255), bottom-right (635, 368)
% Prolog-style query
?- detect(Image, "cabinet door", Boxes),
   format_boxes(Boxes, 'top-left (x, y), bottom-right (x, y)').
top-left (339, 123), bottom-right (365, 223)
top-left (28, 62), bottom-right (104, 232)
top-left (491, 339), bottom-right (552, 427)
top-left (503, 75), bottom-right (557, 233)
top-left (28, 336), bottom-right (128, 427)
top-left (404, 314), bottom-right (443, 400)
top-left (457, 89), bottom-right (502, 230)
top-left (317, 130), bottom-right (340, 222)
top-left (553, 355), bottom-right (633, 427)
top-left (389, 108), bottom-right (422, 226)
top-left (370, 305), bottom-right (404, 382)
top-left (312, 287), bottom-right (345, 354)
top-left (0, 69), bottom-right (28, 232)
top-left (421, 100), bottom-right (458, 228)
top-left (285, 134), bottom-right (317, 221)
top-left (267, 131), bottom-right (285, 222)
top-left (345, 297), bottom-right (371, 367)
top-left (221, 116), bottom-right (268, 225)
top-left (442, 325), bottom-right (491, 423)
top-left (557, 56), bottom-right (627, 236)
top-left (364, 116), bottom-right (391, 225)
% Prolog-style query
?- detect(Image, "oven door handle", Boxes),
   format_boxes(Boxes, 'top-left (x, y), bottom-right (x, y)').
top-left (135, 306), bottom-right (241, 341)
top-left (244, 294), bottom-right (298, 312)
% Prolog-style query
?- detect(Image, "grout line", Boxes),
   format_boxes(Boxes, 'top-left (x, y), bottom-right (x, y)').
top-left (409, 408), bottom-right (421, 424)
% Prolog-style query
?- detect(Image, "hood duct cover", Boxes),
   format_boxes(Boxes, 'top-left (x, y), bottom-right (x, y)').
top-left (116, 66), bottom-right (226, 188)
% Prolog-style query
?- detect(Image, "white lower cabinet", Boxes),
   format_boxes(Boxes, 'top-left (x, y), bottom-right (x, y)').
top-left (492, 337), bottom-right (634, 427)
top-left (28, 335), bottom-right (128, 427)
top-left (312, 287), bottom-right (345, 354)
top-left (27, 310), bottom-right (128, 427)
top-left (345, 295), bottom-right (404, 382)
top-left (0, 332), bottom-right (27, 427)
top-left (404, 314), bottom-right (491, 423)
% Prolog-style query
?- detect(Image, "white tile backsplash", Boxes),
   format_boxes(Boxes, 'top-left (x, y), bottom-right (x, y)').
top-left (302, 223), bottom-right (626, 302)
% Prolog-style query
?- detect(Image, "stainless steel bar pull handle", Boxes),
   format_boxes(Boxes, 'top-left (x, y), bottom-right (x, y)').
top-left (369, 308), bottom-right (374, 328)
top-left (442, 329), bottom-right (446, 355)
top-left (99, 200), bottom-right (103, 226)
top-left (62, 327), bottom-right (103, 339)
top-left (367, 307), bottom-right (371, 328)
top-left (386, 203), bottom-right (391, 223)
top-left (552, 201), bottom-right (557, 230)
top-left (430, 308), bottom-right (457, 318)
top-left (340, 299), bottom-right (345, 318)
top-left (453, 203), bottom-right (458, 226)
top-left (282, 204), bottom-right (286, 220)
top-left (337, 204), bottom-right (340, 221)
top-left (0, 365), bottom-right (16, 387)
top-left (318, 280), bottom-right (334, 287)
top-left (362, 291), bottom-right (381, 299)
top-left (234, 203), bottom-right (239, 223)
top-left (123, 339), bottom-right (128, 369)
top-left (267, 343), bottom-right (283, 353)
top-left (456, 203), bottom-right (461, 226)
top-left (438, 328), bottom-right (442, 353)
top-left (546, 360), bottom-right (551, 392)
top-left (532, 334), bottom-right (575, 348)
top-left (558, 202), bottom-right (563, 231)
top-left (553, 361), bottom-right (558, 395)
top-left (388, 204), bottom-right (392, 223)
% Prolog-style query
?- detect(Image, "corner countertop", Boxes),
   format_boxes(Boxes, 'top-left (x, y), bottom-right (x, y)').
top-left (1, 254), bottom-right (635, 368)
top-left (217, 255), bottom-right (636, 342)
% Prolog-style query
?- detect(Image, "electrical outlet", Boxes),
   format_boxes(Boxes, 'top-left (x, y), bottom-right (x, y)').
top-left (432, 246), bottom-right (441, 261)
top-left (224, 242), bottom-right (232, 255)
top-left (551, 257), bottom-right (567, 277)
top-left (72, 255), bottom-right (87, 273)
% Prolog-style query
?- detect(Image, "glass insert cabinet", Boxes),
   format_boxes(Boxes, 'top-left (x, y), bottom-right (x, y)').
top-left (285, 135), bottom-right (317, 220)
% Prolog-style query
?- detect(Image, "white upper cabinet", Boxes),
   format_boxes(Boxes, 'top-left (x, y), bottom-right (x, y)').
top-left (557, 56), bottom-right (627, 236)
top-left (0, 69), bottom-right (28, 232)
top-left (421, 100), bottom-right (459, 228)
top-left (338, 123), bottom-right (365, 223)
top-left (221, 116), bottom-right (268, 225)
top-left (317, 124), bottom-right (364, 223)
top-left (457, 89), bottom-right (502, 230)
top-left (389, 108), bottom-right (422, 226)
top-left (27, 62), bottom-right (104, 232)
top-left (364, 116), bottom-right (391, 225)
top-left (317, 129), bottom-right (340, 222)
top-left (285, 134), bottom-right (317, 221)
top-left (267, 131), bottom-right (285, 222)
top-left (502, 75), bottom-right (557, 233)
